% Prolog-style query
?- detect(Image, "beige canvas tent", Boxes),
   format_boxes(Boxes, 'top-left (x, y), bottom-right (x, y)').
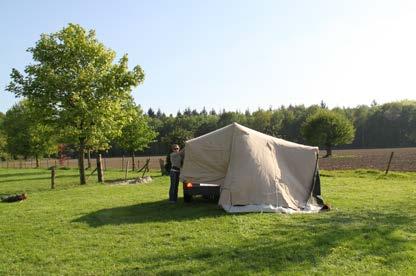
top-left (180, 123), bottom-right (324, 213)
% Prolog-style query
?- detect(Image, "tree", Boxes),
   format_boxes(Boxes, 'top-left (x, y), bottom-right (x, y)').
top-left (209, 109), bottom-right (217, 116)
top-left (350, 105), bottom-right (370, 147)
top-left (7, 24), bottom-right (144, 184)
top-left (279, 106), bottom-right (304, 143)
top-left (162, 127), bottom-right (193, 149)
top-left (249, 109), bottom-right (273, 135)
top-left (183, 107), bottom-right (192, 116)
top-left (269, 110), bottom-right (284, 137)
top-left (301, 109), bottom-right (355, 157)
top-left (155, 108), bottom-right (165, 119)
top-left (217, 111), bottom-right (246, 127)
top-left (2, 101), bottom-right (56, 166)
top-left (0, 112), bottom-right (8, 160)
top-left (200, 107), bottom-right (207, 116)
top-left (194, 115), bottom-right (219, 137)
top-left (147, 108), bottom-right (156, 118)
top-left (117, 106), bottom-right (157, 171)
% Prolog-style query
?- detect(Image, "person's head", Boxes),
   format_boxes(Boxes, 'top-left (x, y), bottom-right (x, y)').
top-left (171, 144), bottom-right (180, 152)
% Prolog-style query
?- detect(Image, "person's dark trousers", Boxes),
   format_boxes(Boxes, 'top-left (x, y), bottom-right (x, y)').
top-left (169, 170), bottom-right (180, 202)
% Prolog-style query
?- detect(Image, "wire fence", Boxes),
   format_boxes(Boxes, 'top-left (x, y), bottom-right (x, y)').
top-left (1, 148), bottom-right (415, 171)
top-left (0, 156), bottom-right (166, 171)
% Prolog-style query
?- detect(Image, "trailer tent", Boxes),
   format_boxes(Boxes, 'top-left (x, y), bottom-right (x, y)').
top-left (180, 123), bottom-right (324, 213)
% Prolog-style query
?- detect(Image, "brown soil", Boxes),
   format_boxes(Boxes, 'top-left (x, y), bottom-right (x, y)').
top-left (318, 147), bottom-right (416, 172)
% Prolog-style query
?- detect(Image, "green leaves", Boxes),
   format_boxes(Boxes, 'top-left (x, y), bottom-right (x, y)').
top-left (7, 23), bottom-right (145, 148)
top-left (301, 109), bottom-right (355, 149)
top-left (117, 106), bottom-right (157, 153)
top-left (6, 23), bottom-right (145, 183)
top-left (0, 112), bottom-right (7, 160)
top-left (2, 101), bottom-right (56, 159)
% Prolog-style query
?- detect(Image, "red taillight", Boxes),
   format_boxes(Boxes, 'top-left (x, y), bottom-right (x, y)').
top-left (186, 183), bottom-right (193, 188)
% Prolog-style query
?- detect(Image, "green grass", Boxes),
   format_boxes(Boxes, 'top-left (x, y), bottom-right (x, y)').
top-left (1, 168), bottom-right (415, 275)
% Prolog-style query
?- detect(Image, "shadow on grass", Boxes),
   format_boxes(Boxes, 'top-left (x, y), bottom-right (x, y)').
top-left (124, 211), bottom-right (413, 274)
top-left (0, 174), bottom-right (80, 183)
top-left (73, 197), bottom-right (226, 226)
top-left (0, 170), bottom-right (51, 178)
top-left (72, 194), bottom-right (415, 274)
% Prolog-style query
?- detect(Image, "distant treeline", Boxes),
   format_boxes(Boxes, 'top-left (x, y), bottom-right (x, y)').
top-left (107, 100), bottom-right (416, 156)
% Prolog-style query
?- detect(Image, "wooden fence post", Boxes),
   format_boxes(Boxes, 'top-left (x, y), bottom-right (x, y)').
top-left (51, 166), bottom-right (56, 189)
top-left (125, 160), bottom-right (130, 181)
top-left (385, 152), bottom-right (394, 175)
top-left (159, 159), bottom-right (167, 175)
top-left (97, 154), bottom-right (104, 183)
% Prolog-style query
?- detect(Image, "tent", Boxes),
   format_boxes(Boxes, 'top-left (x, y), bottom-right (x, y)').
top-left (180, 123), bottom-right (324, 213)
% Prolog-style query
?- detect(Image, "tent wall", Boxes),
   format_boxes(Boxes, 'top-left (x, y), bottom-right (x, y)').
top-left (181, 124), bottom-right (235, 185)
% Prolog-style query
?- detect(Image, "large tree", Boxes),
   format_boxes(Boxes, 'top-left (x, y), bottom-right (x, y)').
top-left (7, 24), bottom-right (145, 184)
top-left (301, 109), bottom-right (355, 157)
top-left (2, 101), bottom-right (56, 165)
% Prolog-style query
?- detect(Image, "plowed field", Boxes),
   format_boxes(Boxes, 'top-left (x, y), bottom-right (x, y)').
top-left (319, 147), bottom-right (416, 172)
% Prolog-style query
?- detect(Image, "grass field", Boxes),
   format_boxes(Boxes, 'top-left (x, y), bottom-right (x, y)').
top-left (1, 168), bottom-right (415, 275)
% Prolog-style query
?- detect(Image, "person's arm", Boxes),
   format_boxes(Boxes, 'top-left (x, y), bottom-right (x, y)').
top-left (165, 153), bottom-right (172, 172)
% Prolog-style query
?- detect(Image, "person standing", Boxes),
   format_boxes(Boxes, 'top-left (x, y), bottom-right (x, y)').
top-left (169, 144), bottom-right (184, 203)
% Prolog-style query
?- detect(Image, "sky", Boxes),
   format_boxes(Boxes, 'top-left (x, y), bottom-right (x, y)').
top-left (1, 0), bottom-right (416, 115)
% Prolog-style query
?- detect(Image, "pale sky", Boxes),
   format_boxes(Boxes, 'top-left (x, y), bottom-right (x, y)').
top-left (1, 0), bottom-right (415, 115)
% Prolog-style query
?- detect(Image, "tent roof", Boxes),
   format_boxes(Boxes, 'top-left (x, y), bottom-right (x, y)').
top-left (187, 122), bottom-right (317, 151)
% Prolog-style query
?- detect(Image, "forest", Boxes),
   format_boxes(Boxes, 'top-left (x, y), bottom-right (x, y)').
top-left (122, 100), bottom-right (416, 156)
top-left (1, 100), bottom-right (415, 160)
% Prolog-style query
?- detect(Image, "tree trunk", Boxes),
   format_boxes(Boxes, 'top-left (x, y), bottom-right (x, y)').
top-left (35, 155), bottom-right (39, 168)
top-left (79, 139), bottom-right (86, 184)
top-left (87, 149), bottom-right (91, 169)
top-left (51, 166), bottom-right (56, 189)
top-left (122, 155), bottom-right (125, 171)
top-left (97, 154), bottom-right (104, 183)
top-left (132, 152), bottom-right (135, 171)
top-left (325, 145), bottom-right (332, 157)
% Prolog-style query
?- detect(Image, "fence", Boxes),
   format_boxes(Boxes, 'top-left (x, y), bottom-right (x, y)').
top-left (2, 148), bottom-right (415, 172)
top-left (0, 156), bottom-right (165, 171)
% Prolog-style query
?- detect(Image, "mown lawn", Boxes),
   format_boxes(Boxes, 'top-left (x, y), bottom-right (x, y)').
top-left (0, 168), bottom-right (415, 275)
